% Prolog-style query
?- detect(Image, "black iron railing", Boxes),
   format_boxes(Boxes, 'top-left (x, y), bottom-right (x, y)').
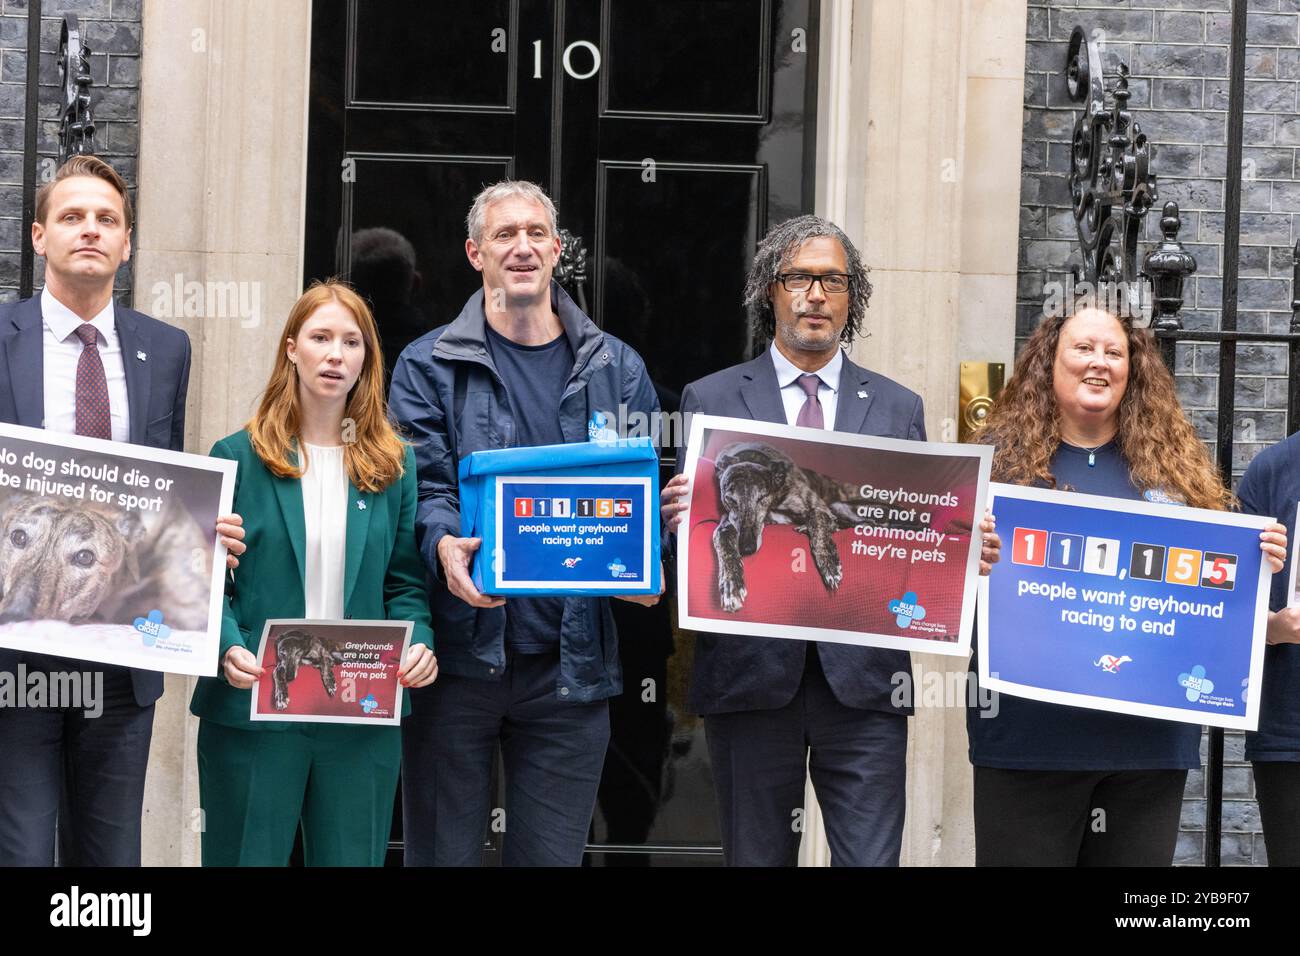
top-left (1066, 4), bottom-right (1300, 868)
top-left (20, 11), bottom-right (98, 299)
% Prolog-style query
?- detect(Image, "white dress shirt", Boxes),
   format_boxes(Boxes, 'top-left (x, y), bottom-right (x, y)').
top-left (40, 286), bottom-right (130, 441)
top-left (301, 443), bottom-right (349, 620)
top-left (769, 342), bottom-right (842, 429)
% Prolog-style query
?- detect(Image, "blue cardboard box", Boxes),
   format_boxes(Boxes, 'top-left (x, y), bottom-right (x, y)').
top-left (458, 438), bottom-right (661, 596)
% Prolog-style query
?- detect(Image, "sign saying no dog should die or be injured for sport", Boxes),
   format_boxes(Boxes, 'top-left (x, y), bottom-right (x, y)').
top-left (980, 484), bottom-right (1273, 730)
top-left (677, 414), bottom-right (992, 655)
top-left (0, 423), bottom-right (235, 676)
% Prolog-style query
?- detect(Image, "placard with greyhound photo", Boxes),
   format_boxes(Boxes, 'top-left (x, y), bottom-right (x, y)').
top-left (0, 422), bottom-right (234, 676)
top-left (675, 414), bottom-right (992, 656)
top-left (249, 619), bottom-right (413, 725)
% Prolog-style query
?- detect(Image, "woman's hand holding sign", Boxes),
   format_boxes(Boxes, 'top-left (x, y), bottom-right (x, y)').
top-left (223, 645), bottom-right (263, 689)
top-left (979, 511), bottom-right (1001, 576)
top-left (398, 643), bottom-right (439, 687)
top-left (1260, 521), bottom-right (1287, 573)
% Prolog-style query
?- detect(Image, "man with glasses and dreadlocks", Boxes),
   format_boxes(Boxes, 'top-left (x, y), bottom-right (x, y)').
top-left (661, 215), bottom-right (999, 866)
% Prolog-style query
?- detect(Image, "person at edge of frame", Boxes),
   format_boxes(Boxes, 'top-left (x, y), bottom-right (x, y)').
top-left (0, 155), bottom-right (246, 867)
top-left (389, 180), bottom-right (663, 867)
top-left (964, 303), bottom-right (1287, 866)
top-left (191, 279), bottom-right (437, 866)
top-left (1236, 428), bottom-right (1300, 866)
top-left (660, 214), bottom-right (1002, 866)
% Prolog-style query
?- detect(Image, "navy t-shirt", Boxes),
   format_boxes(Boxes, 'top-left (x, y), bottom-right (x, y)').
top-left (1236, 432), bottom-right (1300, 762)
top-left (967, 440), bottom-right (1203, 770)
top-left (485, 322), bottom-right (574, 654)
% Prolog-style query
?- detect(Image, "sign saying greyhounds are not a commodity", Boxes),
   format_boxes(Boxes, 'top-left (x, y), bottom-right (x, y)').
top-left (676, 414), bottom-right (992, 656)
top-left (249, 619), bottom-right (413, 726)
top-left (0, 423), bottom-right (234, 676)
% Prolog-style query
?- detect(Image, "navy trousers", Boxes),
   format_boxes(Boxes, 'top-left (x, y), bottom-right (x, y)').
top-left (1253, 761), bottom-right (1300, 866)
top-left (0, 654), bottom-right (154, 866)
top-left (401, 649), bottom-right (610, 866)
top-left (973, 766), bottom-right (1188, 866)
top-left (703, 645), bottom-right (908, 867)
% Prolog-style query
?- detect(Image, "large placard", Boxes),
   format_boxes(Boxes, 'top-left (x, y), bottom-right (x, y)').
top-left (0, 423), bottom-right (235, 676)
top-left (676, 414), bottom-right (992, 655)
top-left (979, 483), bottom-right (1272, 730)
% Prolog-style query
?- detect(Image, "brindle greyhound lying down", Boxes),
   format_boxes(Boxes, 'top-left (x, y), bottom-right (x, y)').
top-left (711, 441), bottom-right (929, 613)
top-left (271, 629), bottom-right (347, 710)
top-left (0, 490), bottom-right (211, 630)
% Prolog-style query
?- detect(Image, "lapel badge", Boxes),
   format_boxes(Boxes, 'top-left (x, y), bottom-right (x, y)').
top-left (136, 351), bottom-right (147, 362)
top-left (357, 500), bottom-right (366, 511)
top-left (857, 390), bottom-right (867, 399)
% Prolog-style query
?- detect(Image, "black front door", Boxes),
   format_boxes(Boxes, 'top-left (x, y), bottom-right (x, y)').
top-left (305, 0), bottom-right (820, 866)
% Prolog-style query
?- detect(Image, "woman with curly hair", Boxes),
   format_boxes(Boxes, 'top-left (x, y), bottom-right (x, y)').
top-left (968, 305), bottom-right (1287, 866)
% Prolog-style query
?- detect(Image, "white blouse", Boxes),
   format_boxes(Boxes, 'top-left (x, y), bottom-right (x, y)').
top-left (300, 442), bottom-right (348, 620)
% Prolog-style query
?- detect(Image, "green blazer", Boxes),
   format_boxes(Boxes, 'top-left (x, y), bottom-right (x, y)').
top-left (190, 428), bottom-right (434, 729)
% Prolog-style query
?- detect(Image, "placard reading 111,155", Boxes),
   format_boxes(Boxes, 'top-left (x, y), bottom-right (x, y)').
top-left (981, 483), bottom-right (1272, 730)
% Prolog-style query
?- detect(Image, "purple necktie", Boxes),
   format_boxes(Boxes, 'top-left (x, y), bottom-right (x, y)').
top-left (795, 373), bottom-right (824, 429)
top-left (74, 323), bottom-right (112, 440)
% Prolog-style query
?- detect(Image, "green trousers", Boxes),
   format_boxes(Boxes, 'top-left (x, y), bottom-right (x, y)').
top-left (197, 720), bottom-right (400, 866)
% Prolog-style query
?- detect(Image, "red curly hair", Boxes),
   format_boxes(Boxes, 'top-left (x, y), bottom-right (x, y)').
top-left (976, 309), bottom-right (1232, 511)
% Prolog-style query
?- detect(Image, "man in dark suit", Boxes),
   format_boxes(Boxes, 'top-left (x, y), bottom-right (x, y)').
top-left (0, 156), bottom-right (244, 866)
top-left (662, 215), bottom-right (998, 866)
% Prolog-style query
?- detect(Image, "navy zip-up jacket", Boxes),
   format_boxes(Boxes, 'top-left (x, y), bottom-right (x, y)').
top-left (388, 281), bottom-right (660, 702)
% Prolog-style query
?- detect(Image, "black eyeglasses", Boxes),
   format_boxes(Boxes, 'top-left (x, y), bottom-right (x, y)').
top-left (775, 273), bottom-right (852, 294)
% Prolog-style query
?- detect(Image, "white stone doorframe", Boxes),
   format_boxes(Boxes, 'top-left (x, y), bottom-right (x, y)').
top-left (133, 0), bottom-right (314, 866)
top-left (800, 0), bottom-right (1026, 867)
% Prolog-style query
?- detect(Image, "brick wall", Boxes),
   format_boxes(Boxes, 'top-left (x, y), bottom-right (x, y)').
top-left (1021, 0), bottom-right (1299, 866)
top-left (0, 0), bottom-right (141, 302)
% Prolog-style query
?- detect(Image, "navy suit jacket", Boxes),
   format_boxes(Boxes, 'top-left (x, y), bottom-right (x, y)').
top-left (680, 350), bottom-right (924, 717)
top-left (0, 294), bottom-right (192, 707)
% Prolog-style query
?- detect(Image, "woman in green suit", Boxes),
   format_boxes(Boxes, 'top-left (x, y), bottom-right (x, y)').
top-left (191, 280), bottom-right (437, 866)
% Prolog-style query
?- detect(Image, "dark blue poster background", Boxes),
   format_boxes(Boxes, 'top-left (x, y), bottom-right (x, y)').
top-left (497, 479), bottom-right (650, 589)
top-left (982, 488), bottom-right (1269, 727)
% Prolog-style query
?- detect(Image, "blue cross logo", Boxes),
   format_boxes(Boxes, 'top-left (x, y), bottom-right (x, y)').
top-left (1178, 665), bottom-right (1215, 703)
top-left (132, 609), bottom-right (172, 647)
top-left (889, 591), bottom-right (926, 629)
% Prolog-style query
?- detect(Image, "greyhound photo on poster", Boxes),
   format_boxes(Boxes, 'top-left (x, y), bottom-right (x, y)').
top-left (249, 619), bottom-right (413, 726)
top-left (676, 414), bottom-right (992, 656)
top-left (0, 422), bottom-right (234, 676)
